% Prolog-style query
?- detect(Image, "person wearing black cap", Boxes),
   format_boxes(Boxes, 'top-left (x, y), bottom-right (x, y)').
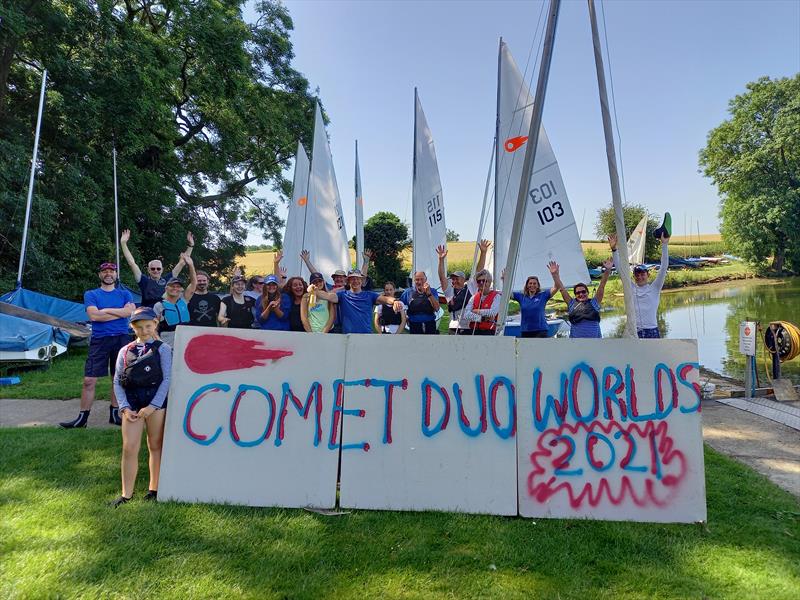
top-left (152, 253), bottom-right (196, 346)
top-left (218, 273), bottom-right (256, 329)
top-left (60, 262), bottom-right (135, 429)
top-left (437, 240), bottom-right (491, 334)
top-left (110, 306), bottom-right (172, 507)
top-left (301, 272), bottom-right (337, 333)
top-left (120, 229), bottom-right (195, 307)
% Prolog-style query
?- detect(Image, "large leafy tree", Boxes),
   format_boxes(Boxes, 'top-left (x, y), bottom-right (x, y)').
top-left (0, 0), bottom-right (318, 299)
top-left (700, 75), bottom-right (800, 274)
top-left (363, 211), bottom-right (409, 286)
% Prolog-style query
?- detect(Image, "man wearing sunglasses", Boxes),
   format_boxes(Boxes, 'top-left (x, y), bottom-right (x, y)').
top-left (120, 229), bottom-right (195, 307)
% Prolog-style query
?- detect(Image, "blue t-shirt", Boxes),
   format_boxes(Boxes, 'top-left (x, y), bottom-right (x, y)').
top-left (84, 287), bottom-right (134, 338)
top-left (256, 294), bottom-right (291, 331)
top-left (336, 290), bottom-right (380, 334)
top-left (513, 290), bottom-right (552, 333)
top-left (400, 287), bottom-right (439, 323)
top-left (138, 275), bottom-right (167, 307)
top-left (568, 298), bottom-right (602, 339)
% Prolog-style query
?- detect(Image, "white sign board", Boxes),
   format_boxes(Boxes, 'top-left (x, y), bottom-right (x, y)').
top-left (159, 327), bottom-right (344, 508)
top-left (516, 339), bottom-right (706, 523)
top-left (739, 321), bottom-right (757, 356)
top-left (339, 335), bottom-right (518, 515)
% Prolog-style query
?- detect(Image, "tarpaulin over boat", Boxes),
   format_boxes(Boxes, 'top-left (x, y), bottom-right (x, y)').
top-left (0, 313), bottom-right (70, 352)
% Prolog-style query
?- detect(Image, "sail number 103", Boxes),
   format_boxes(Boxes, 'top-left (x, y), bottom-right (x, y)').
top-left (529, 180), bottom-right (564, 225)
top-left (427, 193), bottom-right (443, 227)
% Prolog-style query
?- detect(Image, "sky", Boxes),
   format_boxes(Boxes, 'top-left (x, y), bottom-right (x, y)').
top-left (244, 0), bottom-right (800, 245)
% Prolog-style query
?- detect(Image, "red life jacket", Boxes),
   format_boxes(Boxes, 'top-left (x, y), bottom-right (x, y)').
top-left (469, 290), bottom-right (500, 331)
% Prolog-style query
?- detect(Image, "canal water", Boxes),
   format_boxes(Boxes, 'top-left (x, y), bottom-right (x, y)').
top-left (599, 278), bottom-right (800, 385)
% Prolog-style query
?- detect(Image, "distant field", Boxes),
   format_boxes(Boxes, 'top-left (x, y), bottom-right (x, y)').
top-left (241, 236), bottom-right (724, 275)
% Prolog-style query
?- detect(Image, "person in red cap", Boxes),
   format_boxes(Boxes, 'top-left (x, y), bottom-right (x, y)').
top-left (60, 262), bottom-right (135, 428)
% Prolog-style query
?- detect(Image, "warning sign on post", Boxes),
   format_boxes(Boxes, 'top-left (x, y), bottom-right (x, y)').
top-left (739, 321), bottom-right (757, 356)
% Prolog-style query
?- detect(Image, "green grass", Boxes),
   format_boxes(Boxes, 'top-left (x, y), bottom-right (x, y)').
top-left (0, 347), bottom-right (112, 400)
top-left (1, 428), bottom-right (798, 599)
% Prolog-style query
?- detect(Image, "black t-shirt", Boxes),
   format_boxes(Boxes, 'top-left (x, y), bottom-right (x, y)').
top-left (138, 275), bottom-right (167, 308)
top-left (288, 300), bottom-right (304, 332)
top-left (222, 295), bottom-right (255, 329)
top-left (187, 293), bottom-right (221, 327)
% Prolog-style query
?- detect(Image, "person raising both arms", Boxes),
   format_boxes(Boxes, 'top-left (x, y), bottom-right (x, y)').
top-left (111, 307), bottom-right (172, 507)
top-left (218, 273), bottom-right (256, 329)
top-left (310, 269), bottom-right (400, 334)
top-left (437, 239), bottom-right (491, 334)
top-left (401, 271), bottom-right (440, 335)
top-left (556, 236), bottom-right (616, 339)
top-left (301, 272), bottom-right (336, 333)
top-left (120, 229), bottom-right (195, 307)
top-left (186, 268), bottom-right (221, 327)
top-left (374, 281), bottom-right (406, 334)
top-left (507, 262), bottom-right (564, 338)
top-left (152, 253), bottom-right (197, 346)
top-left (60, 262), bottom-right (135, 428)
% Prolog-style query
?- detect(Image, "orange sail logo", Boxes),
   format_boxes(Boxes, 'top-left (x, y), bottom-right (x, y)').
top-left (505, 135), bottom-right (528, 152)
top-left (298, 196), bottom-right (307, 206)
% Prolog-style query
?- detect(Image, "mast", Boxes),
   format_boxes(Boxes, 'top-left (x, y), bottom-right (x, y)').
top-left (412, 87), bottom-right (418, 275)
top-left (16, 69), bottom-right (47, 289)
top-left (355, 140), bottom-right (364, 265)
top-left (496, 0), bottom-right (561, 335)
top-left (588, 0), bottom-right (637, 338)
top-left (493, 38), bottom-right (502, 276)
top-left (112, 143), bottom-right (120, 282)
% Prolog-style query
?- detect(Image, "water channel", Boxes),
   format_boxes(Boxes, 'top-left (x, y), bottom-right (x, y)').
top-left (599, 278), bottom-right (800, 385)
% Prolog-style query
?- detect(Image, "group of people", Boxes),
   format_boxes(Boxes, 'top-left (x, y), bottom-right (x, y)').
top-left (59, 227), bottom-right (671, 506)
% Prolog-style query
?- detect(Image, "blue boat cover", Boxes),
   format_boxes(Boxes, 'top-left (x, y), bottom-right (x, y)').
top-left (0, 313), bottom-right (70, 352)
top-left (0, 287), bottom-right (88, 322)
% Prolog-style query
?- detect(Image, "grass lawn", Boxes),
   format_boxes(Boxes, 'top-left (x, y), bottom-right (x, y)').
top-left (1, 428), bottom-right (798, 599)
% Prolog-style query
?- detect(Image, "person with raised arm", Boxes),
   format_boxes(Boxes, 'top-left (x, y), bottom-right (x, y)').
top-left (152, 253), bottom-right (197, 345)
top-left (301, 272), bottom-right (336, 333)
top-left (437, 239), bottom-right (491, 334)
top-left (557, 236), bottom-right (615, 339)
top-left (509, 262), bottom-right (564, 338)
top-left (310, 269), bottom-right (399, 334)
top-left (461, 269), bottom-right (501, 335)
top-left (400, 271), bottom-right (440, 334)
top-left (60, 262), bottom-right (135, 428)
top-left (120, 229), bottom-right (194, 307)
top-left (615, 231), bottom-right (671, 338)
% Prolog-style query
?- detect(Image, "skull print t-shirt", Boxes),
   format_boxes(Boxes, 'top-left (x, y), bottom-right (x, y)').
top-left (187, 292), bottom-right (221, 327)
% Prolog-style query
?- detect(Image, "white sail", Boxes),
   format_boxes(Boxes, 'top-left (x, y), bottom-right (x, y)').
top-left (412, 89), bottom-right (447, 280)
top-left (494, 41), bottom-right (589, 290)
top-left (355, 141), bottom-right (365, 266)
top-left (282, 142), bottom-right (311, 277)
top-left (626, 214), bottom-right (648, 265)
top-left (305, 102), bottom-right (350, 280)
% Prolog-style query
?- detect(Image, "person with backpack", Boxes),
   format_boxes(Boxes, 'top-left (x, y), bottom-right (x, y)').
top-left (111, 307), bottom-right (172, 507)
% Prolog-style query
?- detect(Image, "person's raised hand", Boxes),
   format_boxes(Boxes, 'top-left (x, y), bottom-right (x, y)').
top-left (274, 250), bottom-right (283, 263)
top-left (660, 232), bottom-right (670, 243)
top-left (479, 239), bottom-right (492, 252)
top-left (607, 233), bottom-right (617, 251)
top-left (300, 249), bottom-right (310, 261)
top-left (120, 229), bottom-right (131, 244)
top-left (547, 260), bottom-right (559, 275)
top-left (187, 231), bottom-right (195, 246)
top-left (307, 283), bottom-right (317, 293)
top-left (363, 248), bottom-right (375, 261)
top-left (436, 244), bottom-right (448, 259)
top-left (180, 252), bottom-right (193, 266)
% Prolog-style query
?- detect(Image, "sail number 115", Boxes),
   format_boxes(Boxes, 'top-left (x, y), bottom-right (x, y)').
top-left (427, 194), bottom-right (443, 227)
top-left (529, 180), bottom-right (564, 226)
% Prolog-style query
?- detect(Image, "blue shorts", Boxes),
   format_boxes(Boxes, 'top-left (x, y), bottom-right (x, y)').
top-left (637, 328), bottom-right (661, 339)
top-left (84, 334), bottom-right (130, 377)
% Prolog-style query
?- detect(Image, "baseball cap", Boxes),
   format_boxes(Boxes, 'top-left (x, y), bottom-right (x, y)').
top-left (165, 276), bottom-right (184, 286)
top-left (633, 264), bottom-right (648, 273)
top-left (265, 274), bottom-right (279, 284)
top-left (331, 269), bottom-right (347, 278)
top-left (231, 275), bottom-right (245, 283)
top-left (346, 269), bottom-right (364, 278)
top-left (309, 272), bottom-right (324, 282)
top-left (130, 306), bottom-right (157, 322)
top-left (98, 262), bottom-right (117, 272)
top-left (449, 270), bottom-right (466, 279)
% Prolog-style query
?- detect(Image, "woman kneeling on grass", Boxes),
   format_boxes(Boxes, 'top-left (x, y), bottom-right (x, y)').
top-left (111, 306), bottom-right (172, 507)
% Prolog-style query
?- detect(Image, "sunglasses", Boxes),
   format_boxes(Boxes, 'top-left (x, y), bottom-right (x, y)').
top-left (253, 281), bottom-right (264, 285)
top-left (476, 279), bottom-right (486, 284)
top-left (576, 289), bottom-right (589, 295)
top-left (149, 267), bottom-right (162, 271)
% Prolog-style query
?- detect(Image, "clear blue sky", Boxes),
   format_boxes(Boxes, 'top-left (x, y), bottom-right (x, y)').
top-left (244, 0), bottom-right (799, 244)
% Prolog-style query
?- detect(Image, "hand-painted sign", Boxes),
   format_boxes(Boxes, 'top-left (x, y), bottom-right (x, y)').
top-left (159, 327), bottom-right (706, 523)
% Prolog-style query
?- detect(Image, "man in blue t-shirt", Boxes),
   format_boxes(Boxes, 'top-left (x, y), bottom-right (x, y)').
top-left (311, 269), bottom-right (399, 334)
top-left (60, 262), bottom-right (136, 429)
top-left (400, 271), bottom-right (440, 334)
top-left (120, 229), bottom-right (195, 307)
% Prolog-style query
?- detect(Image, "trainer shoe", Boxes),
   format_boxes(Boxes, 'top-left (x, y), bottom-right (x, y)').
top-left (652, 212), bottom-right (672, 240)
top-left (59, 411), bottom-right (89, 429)
top-left (143, 490), bottom-right (158, 502)
top-left (110, 495), bottom-right (131, 508)
top-left (109, 406), bottom-right (122, 426)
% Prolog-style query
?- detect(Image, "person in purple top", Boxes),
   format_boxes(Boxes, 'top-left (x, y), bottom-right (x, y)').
top-left (557, 236), bottom-right (615, 338)
top-left (310, 269), bottom-right (399, 334)
top-left (509, 261), bottom-right (564, 338)
top-left (60, 262), bottom-right (135, 429)
top-left (256, 274), bottom-right (291, 330)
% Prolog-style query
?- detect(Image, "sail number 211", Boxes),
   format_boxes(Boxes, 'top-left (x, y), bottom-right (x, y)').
top-left (529, 180), bottom-right (564, 226)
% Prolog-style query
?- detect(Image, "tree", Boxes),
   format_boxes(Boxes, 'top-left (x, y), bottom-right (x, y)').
top-left (699, 76), bottom-right (800, 274)
top-left (594, 203), bottom-right (659, 262)
top-left (363, 211), bottom-right (409, 285)
top-left (446, 228), bottom-right (460, 242)
top-left (0, 1), bottom-right (318, 299)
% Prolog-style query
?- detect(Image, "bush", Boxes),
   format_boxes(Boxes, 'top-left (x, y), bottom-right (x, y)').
top-left (595, 203), bottom-right (660, 262)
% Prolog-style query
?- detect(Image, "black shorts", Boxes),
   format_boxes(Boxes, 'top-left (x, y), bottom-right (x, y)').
top-left (128, 395), bottom-right (169, 412)
top-left (84, 334), bottom-right (130, 378)
top-left (409, 320), bottom-right (438, 335)
top-left (469, 328), bottom-right (495, 336)
top-left (521, 330), bottom-right (548, 338)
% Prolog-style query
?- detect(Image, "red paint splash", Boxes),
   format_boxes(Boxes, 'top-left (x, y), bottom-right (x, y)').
top-left (184, 335), bottom-right (293, 374)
